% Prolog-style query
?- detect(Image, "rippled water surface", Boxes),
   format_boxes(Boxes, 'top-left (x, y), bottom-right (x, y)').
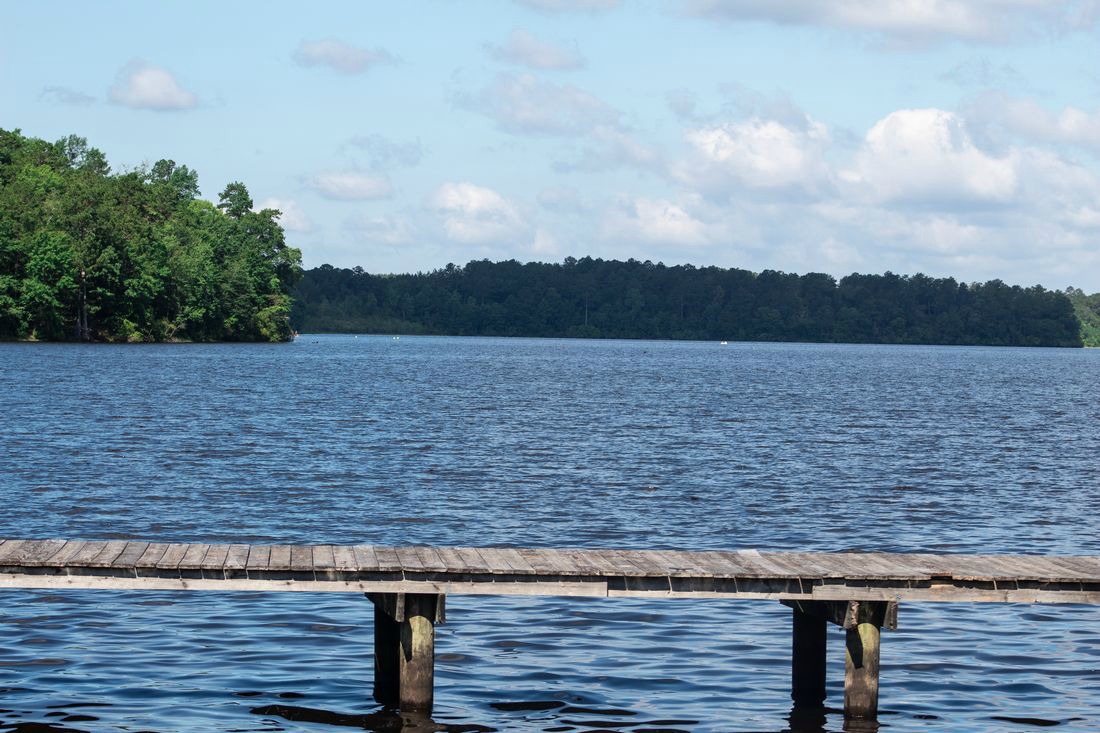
top-left (1, 336), bottom-right (1098, 732)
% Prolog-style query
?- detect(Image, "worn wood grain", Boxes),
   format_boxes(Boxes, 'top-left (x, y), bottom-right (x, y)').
top-left (135, 543), bottom-right (170, 569)
top-left (200, 544), bottom-right (232, 572)
top-left (374, 545), bottom-right (403, 572)
top-left (1, 540), bottom-right (1099, 607)
top-left (156, 544), bottom-right (189, 570)
top-left (396, 546), bottom-right (426, 573)
top-left (111, 542), bottom-right (150, 569)
top-left (414, 546), bottom-right (448, 573)
top-left (454, 547), bottom-right (494, 574)
top-left (353, 545), bottom-right (381, 572)
top-left (289, 546), bottom-right (314, 572)
top-left (0, 540), bottom-right (28, 564)
top-left (332, 545), bottom-right (358, 572)
top-left (178, 544), bottom-right (210, 570)
top-left (473, 547), bottom-right (513, 575)
top-left (313, 545), bottom-right (336, 571)
top-left (246, 545), bottom-right (272, 572)
top-left (12, 540), bottom-right (68, 566)
top-left (50, 541), bottom-right (91, 566)
top-left (268, 546), bottom-right (292, 571)
top-left (225, 545), bottom-right (250, 571)
top-left (435, 547), bottom-right (470, 574)
top-left (88, 541), bottom-right (129, 568)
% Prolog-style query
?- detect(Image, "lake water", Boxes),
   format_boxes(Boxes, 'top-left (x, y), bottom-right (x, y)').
top-left (1, 335), bottom-right (1098, 732)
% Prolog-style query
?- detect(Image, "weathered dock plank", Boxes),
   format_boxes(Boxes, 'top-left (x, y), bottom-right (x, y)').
top-left (0, 540), bottom-right (1096, 604)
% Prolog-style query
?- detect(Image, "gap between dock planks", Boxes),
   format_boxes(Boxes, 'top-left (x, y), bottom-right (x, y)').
top-left (0, 540), bottom-right (1098, 603)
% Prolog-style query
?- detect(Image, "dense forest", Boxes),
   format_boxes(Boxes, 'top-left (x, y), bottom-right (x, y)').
top-left (2, 130), bottom-right (1094, 348)
top-left (292, 258), bottom-right (1085, 347)
top-left (1066, 288), bottom-right (1100, 347)
top-left (0, 129), bottom-right (301, 342)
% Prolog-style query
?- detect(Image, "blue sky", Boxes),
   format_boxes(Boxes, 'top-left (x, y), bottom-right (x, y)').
top-left (5, 1), bottom-right (1100, 290)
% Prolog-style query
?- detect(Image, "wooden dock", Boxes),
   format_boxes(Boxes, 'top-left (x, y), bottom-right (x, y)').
top-left (2, 538), bottom-right (1098, 719)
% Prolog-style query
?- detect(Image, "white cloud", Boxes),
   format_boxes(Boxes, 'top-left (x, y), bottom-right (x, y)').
top-left (645, 102), bottom-right (1100, 289)
top-left (516, 0), bottom-right (618, 11)
top-left (109, 62), bottom-right (196, 111)
top-left (432, 182), bottom-right (529, 243)
top-left (685, 0), bottom-right (1098, 44)
top-left (306, 171), bottom-right (393, 200)
top-left (676, 116), bottom-right (831, 195)
top-left (488, 29), bottom-right (584, 70)
top-left (531, 228), bottom-right (562, 255)
top-left (971, 94), bottom-right (1100, 154)
top-left (601, 196), bottom-right (709, 245)
top-left (256, 198), bottom-right (312, 232)
top-left (460, 73), bottom-right (617, 135)
top-left (293, 39), bottom-right (394, 74)
top-left (841, 108), bottom-right (1018, 206)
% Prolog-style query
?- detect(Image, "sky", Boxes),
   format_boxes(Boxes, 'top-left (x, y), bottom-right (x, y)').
top-left (4, 1), bottom-right (1100, 290)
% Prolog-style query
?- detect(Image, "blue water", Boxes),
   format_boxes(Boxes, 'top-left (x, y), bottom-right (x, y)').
top-left (1, 336), bottom-right (1098, 732)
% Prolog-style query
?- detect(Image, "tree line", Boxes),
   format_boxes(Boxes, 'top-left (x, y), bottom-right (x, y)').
top-left (0, 128), bottom-right (302, 342)
top-left (1065, 288), bottom-right (1100, 347)
top-left (292, 258), bottom-right (1084, 347)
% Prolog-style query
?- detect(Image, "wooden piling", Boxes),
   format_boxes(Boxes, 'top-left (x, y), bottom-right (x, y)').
top-left (843, 601), bottom-right (889, 720)
top-left (373, 600), bottom-right (401, 707)
top-left (367, 592), bottom-right (445, 713)
top-left (791, 606), bottom-right (827, 708)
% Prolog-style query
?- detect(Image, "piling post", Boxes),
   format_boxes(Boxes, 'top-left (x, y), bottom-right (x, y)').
top-left (366, 592), bottom-right (445, 713)
top-left (372, 598), bottom-right (401, 707)
top-left (791, 605), bottom-right (828, 708)
top-left (842, 600), bottom-right (894, 720)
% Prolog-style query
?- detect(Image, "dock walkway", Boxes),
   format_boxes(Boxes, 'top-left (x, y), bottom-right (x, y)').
top-left (2, 539), bottom-right (1098, 718)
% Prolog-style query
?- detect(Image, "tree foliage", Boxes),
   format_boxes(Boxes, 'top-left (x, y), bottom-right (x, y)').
top-left (0, 128), bottom-right (302, 342)
top-left (1064, 287), bottom-right (1100, 347)
top-left (293, 258), bottom-right (1084, 347)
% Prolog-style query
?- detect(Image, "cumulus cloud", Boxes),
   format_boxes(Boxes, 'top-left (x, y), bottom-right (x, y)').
top-left (256, 198), bottom-right (312, 232)
top-left (685, 0), bottom-right (1098, 44)
top-left (969, 93), bottom-right (1100, 154)
top-left (488, 29), bottom-right (584, 70)
top-left (675, 115), bottom-right (832, 196)
top-left (459, 73), bottom-right (617, 135)
top-left (40, 86), bottom-right (96, 106)
top-left (646, 100), bottom-right (1100, 288)
top-left (601, 196), bottom-right (709, 245)
top-left (109, 62), bottom-right (196, 111)
top-left (432, 182), bottom-right (528, 243)
top-left (306, 171), bottom-right (393, 200)
top-left (293, 39), bottom-right (394, 74)
top-left (516, 0), bottom-right (618, 11)
top-left (840, 108), bottom-right (1018, 207)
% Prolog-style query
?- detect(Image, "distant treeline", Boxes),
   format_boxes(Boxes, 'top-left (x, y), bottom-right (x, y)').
top-left (292, 258), bottom-right (1084, 347)
top-left (0, 128), bottom-right (301, 342)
